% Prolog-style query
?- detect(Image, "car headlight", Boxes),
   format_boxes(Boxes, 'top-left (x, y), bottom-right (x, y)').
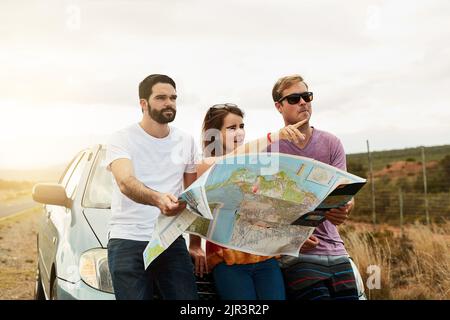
top-left (79, 248), bottom-right (114, 294)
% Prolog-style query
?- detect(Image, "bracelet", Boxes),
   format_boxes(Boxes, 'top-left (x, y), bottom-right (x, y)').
top-left (267, 132), bottom-right (272, 144)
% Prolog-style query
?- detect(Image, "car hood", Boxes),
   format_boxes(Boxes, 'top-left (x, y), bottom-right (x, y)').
top-left (82, 208), bottom-right (111, 248)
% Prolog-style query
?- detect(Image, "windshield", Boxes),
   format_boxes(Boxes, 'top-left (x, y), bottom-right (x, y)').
top-left (83, 148), bottom-right (113, 209)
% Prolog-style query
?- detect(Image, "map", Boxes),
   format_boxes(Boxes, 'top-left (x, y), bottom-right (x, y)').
top-left (143, 153), bottom-right (366, 269)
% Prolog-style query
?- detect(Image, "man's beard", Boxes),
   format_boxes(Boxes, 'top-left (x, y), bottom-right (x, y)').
top-left (148, 106), bottom-right (176, 124)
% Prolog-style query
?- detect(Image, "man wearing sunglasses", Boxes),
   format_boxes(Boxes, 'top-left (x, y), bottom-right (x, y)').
top-left (267, 74), bottom-right (359, 300)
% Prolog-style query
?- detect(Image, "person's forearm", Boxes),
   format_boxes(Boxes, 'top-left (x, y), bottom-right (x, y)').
top-left (118, 176), bottom-right (160, 206)
top-left (184, 172), bottom-right (197, 189)
top-left (205, 136), bottom-right (270, 165)
top-left (189, 234), bottom-right (202, 248)
top-left (231, 119), bottom-right (306, 157)
top-left (233, 135), bottom-right (272, 156)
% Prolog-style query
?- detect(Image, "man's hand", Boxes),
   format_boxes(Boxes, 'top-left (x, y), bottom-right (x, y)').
top-left (273, 119), bottom-right (308, 143)
top-left (269, 119), bottom-right (308, 143)
top-left (325, 200), bottom-right (354, 225)
top-left (300, 235), bottom-right (320, 253)
top-left (189, 235), bottom-right (208, 278)
top-left (156, 193), bottom-right (186, 216)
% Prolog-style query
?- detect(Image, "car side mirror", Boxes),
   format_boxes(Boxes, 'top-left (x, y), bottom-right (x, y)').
top-left (32, 183), bottom-right (71, 208)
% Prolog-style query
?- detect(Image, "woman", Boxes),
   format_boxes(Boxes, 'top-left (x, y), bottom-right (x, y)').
top-left (189, 103), bottom-right (306, 300)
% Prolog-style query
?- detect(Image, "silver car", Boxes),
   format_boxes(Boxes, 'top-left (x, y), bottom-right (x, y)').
top-left (33, 144), bottom-right (365, 300)
top-left (33, 145), bottom-right (116, 299)
top-left (33, 144), bottom-right (216, 300)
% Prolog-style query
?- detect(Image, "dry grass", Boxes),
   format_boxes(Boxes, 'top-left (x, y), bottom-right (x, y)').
top-left (341, 220), bottom-right (450, 300)
top-left (0, 190), bottom-right (32, 203)
top-left (0, 207), bottom-right (42, 299)
top-left (0, 180), bottom-right (33, 203)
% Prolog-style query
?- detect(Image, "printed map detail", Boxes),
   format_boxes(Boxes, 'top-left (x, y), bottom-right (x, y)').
top-left (144, 153), bottom-right (366, 269)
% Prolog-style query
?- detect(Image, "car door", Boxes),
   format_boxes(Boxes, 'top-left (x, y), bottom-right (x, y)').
top-left (38, 151), bottom-right (88, 296)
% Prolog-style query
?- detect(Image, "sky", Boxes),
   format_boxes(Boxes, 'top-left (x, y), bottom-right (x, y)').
top-left (1, 0), bottom-right (449, 169)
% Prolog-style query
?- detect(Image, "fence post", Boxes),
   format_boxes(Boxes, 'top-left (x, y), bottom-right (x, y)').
top-left (399, 188), bottom-right (404, 237)
top-left (421, 146), bottom-right (430, 225)
top-left (367, 140), bottom-right (376, 224)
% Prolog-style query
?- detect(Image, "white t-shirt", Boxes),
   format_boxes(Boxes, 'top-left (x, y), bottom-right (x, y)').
top-left (106, 123), bottom-right (198, 241)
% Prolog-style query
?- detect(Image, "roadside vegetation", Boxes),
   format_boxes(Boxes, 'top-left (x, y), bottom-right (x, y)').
top-left (0, 180), bottom-right (34, 204)
top-left (341, 221), bottom-right (450, 299)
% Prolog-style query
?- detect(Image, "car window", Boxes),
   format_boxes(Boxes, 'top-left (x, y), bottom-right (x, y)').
top-left (65, 152), bottom-right (89, 199)
top-left (59, 152), bottom-right (84, 187)
top-left (83, 149), bottom-right (113, 209)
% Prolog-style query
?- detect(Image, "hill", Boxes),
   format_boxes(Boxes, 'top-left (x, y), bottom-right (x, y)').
top-left (345, 144), bottom-right (450, 224)
top-left (347, 144), bottom-right (450, 173)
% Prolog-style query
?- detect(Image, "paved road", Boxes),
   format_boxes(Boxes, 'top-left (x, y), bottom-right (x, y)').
top-left (0, 197), bottom-right (39, 219)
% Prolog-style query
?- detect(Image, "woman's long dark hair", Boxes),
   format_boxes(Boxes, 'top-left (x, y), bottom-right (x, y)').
top-left (202, 104), bottom-right (244, 157)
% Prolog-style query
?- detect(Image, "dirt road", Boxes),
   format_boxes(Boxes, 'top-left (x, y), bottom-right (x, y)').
top-left (0, 207), bottom-right (44, 300)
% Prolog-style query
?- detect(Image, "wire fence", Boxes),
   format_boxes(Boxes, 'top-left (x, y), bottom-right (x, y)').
top-left (351, 188), bottom-right (450, 225)
top-left (348, 144), bottom-right (450, 226)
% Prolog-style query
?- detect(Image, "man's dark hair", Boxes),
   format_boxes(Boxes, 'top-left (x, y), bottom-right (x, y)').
top-left (139, 74), bottom-right (176, 100)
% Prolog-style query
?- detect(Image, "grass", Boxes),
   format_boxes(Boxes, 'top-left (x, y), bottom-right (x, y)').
top-left (0, 190), bottom-right (32, 203)
top-left (0, 180), bottom-right (34, 190)
top-left (341, 220), bottom-right (450, 299)
top-left (0, 180), bottom-right (34, 203)
top-left (0, 207), bottom-right (42, 299)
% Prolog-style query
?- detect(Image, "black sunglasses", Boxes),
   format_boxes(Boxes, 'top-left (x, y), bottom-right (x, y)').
top-left (278, 92), bottom-right (313, 104)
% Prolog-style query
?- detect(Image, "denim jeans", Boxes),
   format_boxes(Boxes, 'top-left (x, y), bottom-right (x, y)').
top-left (212, 258), bottom-right (286, 300)
top-left (107, 236), bottom-right (198, 300)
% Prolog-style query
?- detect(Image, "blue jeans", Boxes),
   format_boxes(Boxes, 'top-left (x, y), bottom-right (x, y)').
top-left (107, 236), bottom-right (198, 300)
top-left (212, 258), bottom-right (286, 300)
